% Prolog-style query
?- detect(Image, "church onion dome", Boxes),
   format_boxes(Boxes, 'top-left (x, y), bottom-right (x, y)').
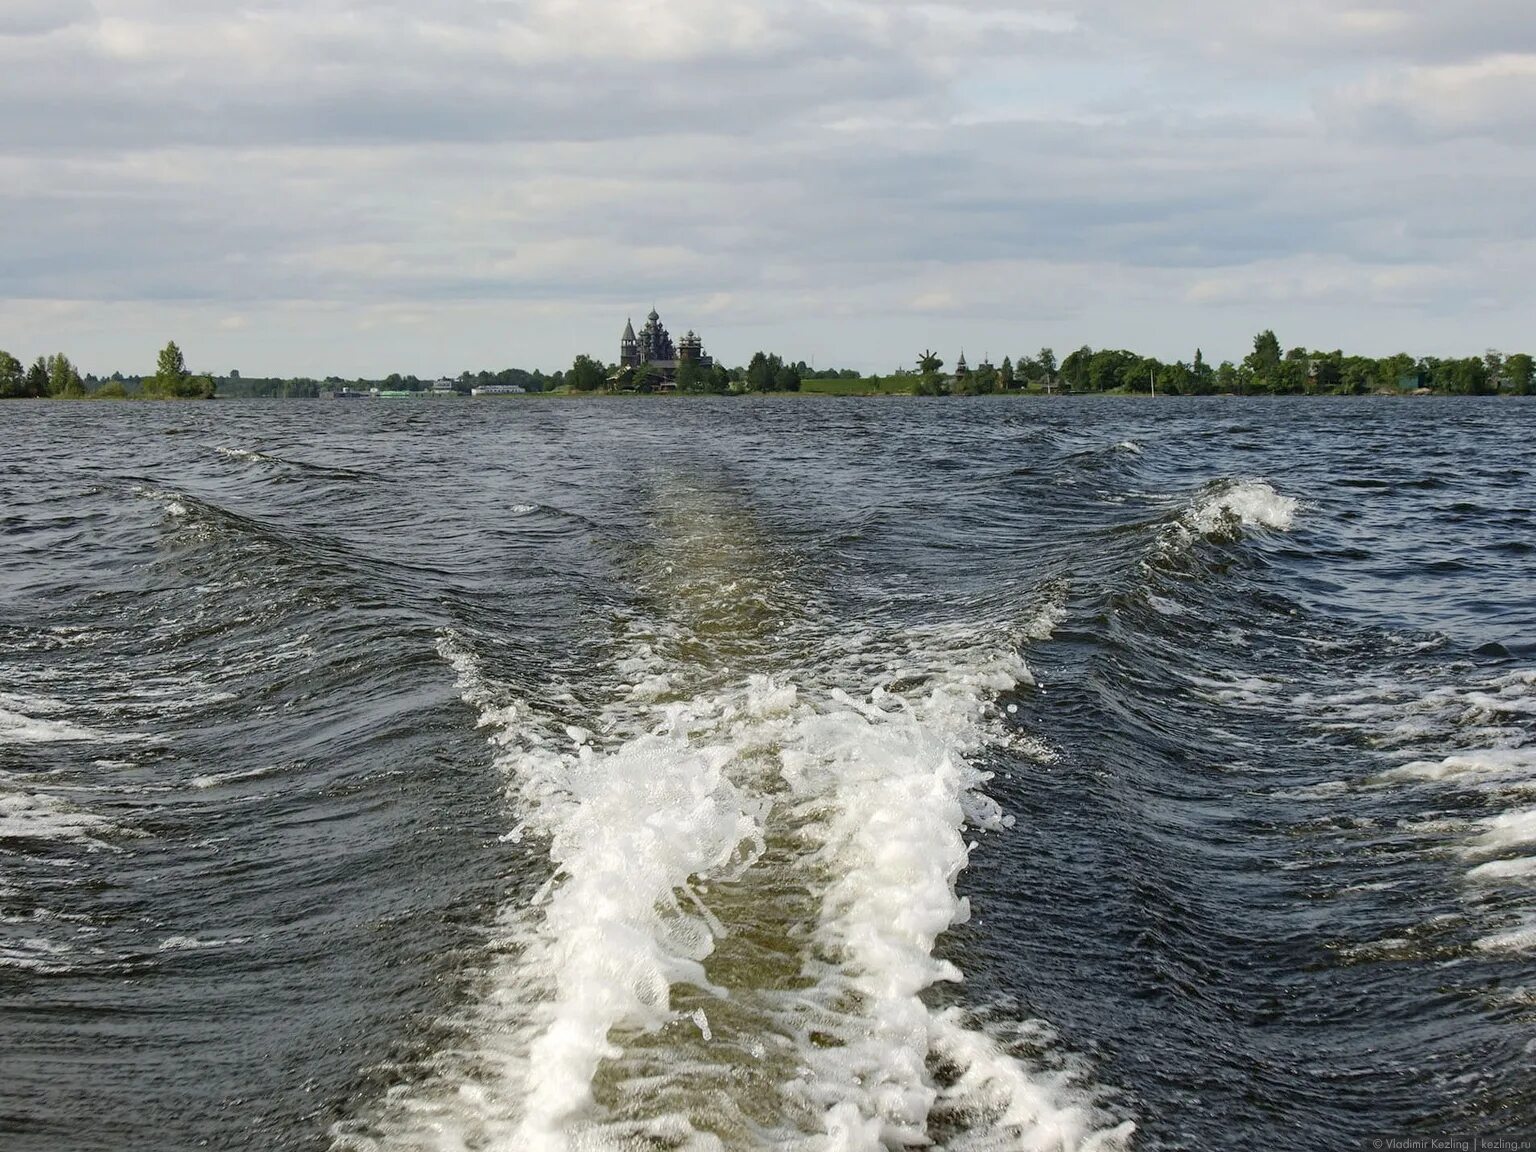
top-left (648, 308), bottom-right (660, 322)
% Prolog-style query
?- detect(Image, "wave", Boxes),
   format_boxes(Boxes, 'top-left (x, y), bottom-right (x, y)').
top-left (157, 934), bottom-right (253, 952)
top-left (0, 692), bottom-right (110, 744)
top-left (1309, 668), bottom-right (1536, 955)
top-left (212, 444), bottom-right (379, 482)
top-left (1185, 479), bottom-right (1298, 538)
top-left (1140, 478), bottom-right (1300, 585)
top-left (0, 775), bottom-right (117, 846)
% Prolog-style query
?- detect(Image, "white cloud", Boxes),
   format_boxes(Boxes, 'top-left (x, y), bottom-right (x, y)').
top-left (1324, 53), bottom-right (1536, 142)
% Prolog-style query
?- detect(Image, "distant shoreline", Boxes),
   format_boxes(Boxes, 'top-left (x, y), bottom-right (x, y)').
top-left (6, 388), bottom-right (1533, 403)
top-left (7, 333), bottom-right (1529, 399)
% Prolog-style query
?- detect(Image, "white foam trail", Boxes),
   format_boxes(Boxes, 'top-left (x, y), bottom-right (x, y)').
top-left (509, 730), bottom-right (767, 1145)
top-left (772, 633), bottom-right (1128, 1151)
top-left (362, 636), bottom-right (777, 1151)
top-left (341, 613), bottom-right (1127, 1152)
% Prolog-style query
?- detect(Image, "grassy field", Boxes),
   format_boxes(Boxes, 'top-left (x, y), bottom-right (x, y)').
top-left (797, 375), bottom-right (921, 396)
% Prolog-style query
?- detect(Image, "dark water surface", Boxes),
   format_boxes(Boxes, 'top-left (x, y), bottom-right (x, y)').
top-left (2, 396), bottom-right (1533, 1151)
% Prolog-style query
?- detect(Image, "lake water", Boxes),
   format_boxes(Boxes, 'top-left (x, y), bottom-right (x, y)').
top-left (2, 395), bottom-right (1533, 1151)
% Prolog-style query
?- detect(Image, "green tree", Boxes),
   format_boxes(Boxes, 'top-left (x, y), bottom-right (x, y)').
top-left (1506, 352), bottom-right (1534, 395)
top-left (1312, 356), bottom-right (1342, 393)
top-left (156, 341), bottom-right (189, 391)
top-left (1191, 348), bottom-right (1214, 394)
top-left (746, 352), bottom-right (775, 392)
top-left (998, 356), bottom-right (1015, 390)
top-left (23, 358), bottom-right (47, 396)
top-left (0, 350), bottom-right (22, 398)
top-left (1086, 349), bottom-right (1138, 392)
top-left (143, 341), bottom-right (210, 397)
top-left (677, 359), bottom-right (728, 394)
top-left (1378, 352), bottom-right (1415, 393)
top-left (1216, 360), bottom-right (1239, 393)
top-left (1338, 357), bottom-right (1373, 394)
top-left (1060, 346), bottom-right (1091, 391)
top-left (1275, 358), bottom-right (1308, 394)
top-left (1485, 350), bottom-right (1505, 389)
top-left (1156, 361), bottom-right (1192, 395)
top-left (774, 362), bottom-right (802, 392)
top-left (567, 353), bottom-right (607, 392)
top-left (1119, 355), bottom-right (1161, 393)
top-left (1244, 330), bottom-right (1282, 391)
top-left (1449, 357), bottom-right (1490, 395)
top-left (47, 353), bottom-right (84, 397)
top-left (1037, 347), bottom-right (1057, 382)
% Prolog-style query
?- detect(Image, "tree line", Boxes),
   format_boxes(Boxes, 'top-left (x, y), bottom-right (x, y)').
top-left (0, 341), bottom-right (214, 399)
top-left (911, 332), bottom-right (1533, 396)
top-left (8, 331), bottom-right (1532, 400)
top-left (564, 332), bottom-right (1534, 398)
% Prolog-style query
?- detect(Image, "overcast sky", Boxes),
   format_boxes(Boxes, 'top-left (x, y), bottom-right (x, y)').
top-left (2, 0), bottom-right (1533, 377)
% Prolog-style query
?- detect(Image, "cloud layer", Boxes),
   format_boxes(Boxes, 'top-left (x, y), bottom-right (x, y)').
top-left (2, 0), bottom-right (1532, 375)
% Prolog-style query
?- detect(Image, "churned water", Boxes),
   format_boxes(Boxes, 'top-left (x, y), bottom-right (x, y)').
top-left (1, 396), bottom-right (1533, 1150)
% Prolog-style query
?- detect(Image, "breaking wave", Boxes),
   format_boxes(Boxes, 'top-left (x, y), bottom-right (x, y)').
top-left (1185, 479), bottom-right (1298, 538)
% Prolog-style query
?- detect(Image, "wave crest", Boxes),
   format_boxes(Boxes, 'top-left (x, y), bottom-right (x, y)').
top-left (1187, 479), bottom-right (1299, 537)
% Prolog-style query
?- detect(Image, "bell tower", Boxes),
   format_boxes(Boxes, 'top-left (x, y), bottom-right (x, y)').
top-left (620, 318), bottom-right (639, 368)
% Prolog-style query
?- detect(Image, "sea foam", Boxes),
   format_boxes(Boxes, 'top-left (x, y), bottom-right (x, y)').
top-left (0, 693), bottom-right (104, 744)
top-left (0, 774), bottom-right (114, 845)
top-left (1331, 668), bottom-right (1536, 954)
top-left (338, 615), bottom-right (1128, 1151)
top-left (1187, 479), bottom-right (1299, 537)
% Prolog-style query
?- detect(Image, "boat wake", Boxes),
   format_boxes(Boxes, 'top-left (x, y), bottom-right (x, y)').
top-left (334, 486), bottom-right (1131, 1152)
